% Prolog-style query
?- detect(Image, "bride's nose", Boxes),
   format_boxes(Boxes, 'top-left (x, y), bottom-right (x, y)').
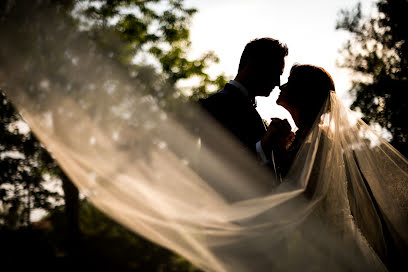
top-left (279, 83), bottom-right (288, 91)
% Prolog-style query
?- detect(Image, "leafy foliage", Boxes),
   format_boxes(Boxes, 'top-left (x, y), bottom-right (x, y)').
top-left (78, 0), bottom-right (226, 99)
top-left (0, 0), bottom-right (220, 270)
top-left (0, 91), bottom-right (63, 228)
top-left (336, 0), bottom-right (408, 156)
top-left (0, 0), bottom-right (223, 226)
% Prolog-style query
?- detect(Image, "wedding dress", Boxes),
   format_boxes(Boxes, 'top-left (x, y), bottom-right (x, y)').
top-left (1, 4), bottom-right (407, 271)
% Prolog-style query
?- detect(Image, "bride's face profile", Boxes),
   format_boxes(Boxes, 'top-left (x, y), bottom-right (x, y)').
top-left (276, 68), bottom-right (301, 117)
top-left (276, 79), bottom-right (293, 110)
top-left (277, 64), bottom-right (335, 127)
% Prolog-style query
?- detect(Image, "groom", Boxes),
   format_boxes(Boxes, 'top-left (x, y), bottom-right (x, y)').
top-left (200, 38), bottom-right (291, 163)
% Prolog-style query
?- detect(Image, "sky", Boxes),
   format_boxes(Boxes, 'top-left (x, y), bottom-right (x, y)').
top-left (184, 0), bottom-right (376, 128)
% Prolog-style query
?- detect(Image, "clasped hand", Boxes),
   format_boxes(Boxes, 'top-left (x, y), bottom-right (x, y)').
top-left (261, 118), bottom-right (293, 159)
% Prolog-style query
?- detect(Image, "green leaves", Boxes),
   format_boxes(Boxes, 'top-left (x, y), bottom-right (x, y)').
top-left (336, 0), bottom-right (408, 156)
top-left (336, 3), bottom-right (362, 34)
top-left (0, 90), bottom-right (63, 228)
top-left (118, 14), bottom-right (149, 43)
top-left (79, 0), bottom-right (220, 101)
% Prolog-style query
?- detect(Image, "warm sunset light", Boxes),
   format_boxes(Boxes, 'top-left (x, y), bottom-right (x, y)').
top-left (1, 1), bottom-right (407, 271)
top-left (185, 0), bottom-right (376, 128)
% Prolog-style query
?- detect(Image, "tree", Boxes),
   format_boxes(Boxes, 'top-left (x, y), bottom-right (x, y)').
top-left (0, 91), bottom-right (63, 228)
top-left (0, 0), bottom-right (224, 227)
top-left (78, 0), bottom-right (226, 101)
top-left (336, 0), bottom-right (408, 157)
top-left (0, 0), bottom-right (220, 270)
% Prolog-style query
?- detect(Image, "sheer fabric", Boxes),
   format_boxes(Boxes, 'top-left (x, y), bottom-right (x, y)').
top-left (4, 77), bottom-right (408, 271)
top-left (1, 3), bottom-right (408, 271)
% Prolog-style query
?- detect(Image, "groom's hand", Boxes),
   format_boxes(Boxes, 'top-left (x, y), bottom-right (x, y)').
top-left (261, 118), bottom-right (291, 157)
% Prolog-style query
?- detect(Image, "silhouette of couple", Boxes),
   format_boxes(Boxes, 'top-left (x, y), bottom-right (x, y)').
top-left (200, 38), bottom-right (335, 177)
top-left (198, 39), bottom-right (408, 270)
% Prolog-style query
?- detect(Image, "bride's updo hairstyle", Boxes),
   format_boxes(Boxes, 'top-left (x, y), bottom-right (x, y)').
top-left (287, 64), bottom-right (335, 126)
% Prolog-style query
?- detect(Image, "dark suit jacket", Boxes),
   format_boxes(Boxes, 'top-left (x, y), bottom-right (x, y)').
top-left (199, 83), bottom-right (267, 154)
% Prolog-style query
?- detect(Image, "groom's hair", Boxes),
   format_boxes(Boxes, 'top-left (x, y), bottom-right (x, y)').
top-left (238, 38), bottom-right (288, 72)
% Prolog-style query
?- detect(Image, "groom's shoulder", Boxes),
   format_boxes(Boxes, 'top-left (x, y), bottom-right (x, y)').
top-left (199, 85), bottom-right (232, 109)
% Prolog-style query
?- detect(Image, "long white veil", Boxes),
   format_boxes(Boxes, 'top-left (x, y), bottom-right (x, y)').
top-left (1, 2), bottom-right (407, 271)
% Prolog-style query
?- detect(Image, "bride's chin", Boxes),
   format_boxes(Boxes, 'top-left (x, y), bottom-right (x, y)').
top-left (276, 97), bottom-right (283, 106)
top-left (276, 99), bottom-right (290, 112)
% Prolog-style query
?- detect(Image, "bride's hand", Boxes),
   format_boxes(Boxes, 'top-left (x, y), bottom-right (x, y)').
top-left (285, 131), bottom-right (295, 150)
top-left (260, 118), bottom-right (291, 157)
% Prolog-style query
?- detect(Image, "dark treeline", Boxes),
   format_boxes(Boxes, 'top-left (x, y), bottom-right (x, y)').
top-left (337, 0), bottom-right (408, 157)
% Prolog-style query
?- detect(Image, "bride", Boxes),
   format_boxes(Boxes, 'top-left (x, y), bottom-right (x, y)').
top-left (273, 64), bottom-right (408, 271)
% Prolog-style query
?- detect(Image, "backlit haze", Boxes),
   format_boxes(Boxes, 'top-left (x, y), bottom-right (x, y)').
top-left (184, 0), bottom-right (376, 129)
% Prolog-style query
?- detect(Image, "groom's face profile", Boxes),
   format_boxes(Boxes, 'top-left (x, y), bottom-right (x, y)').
top-left (235, 38), bottom-right (288, 97)
top-left (253, 58), bottom-right (285, 97)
